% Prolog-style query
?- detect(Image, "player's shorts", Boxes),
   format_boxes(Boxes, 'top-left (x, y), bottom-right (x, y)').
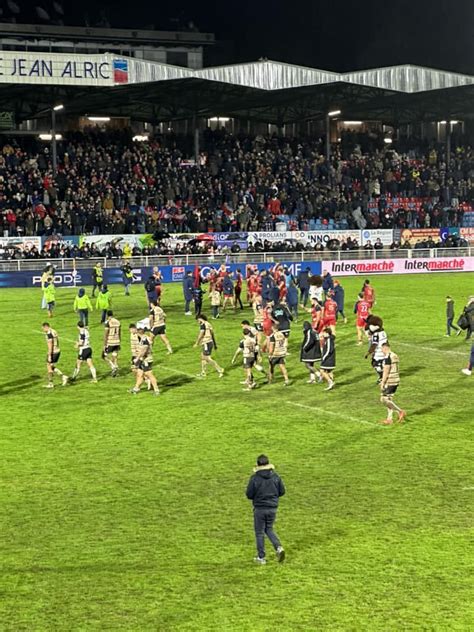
top-left (131, 355), bottom-right (137, 367)
top-left (270, 356), bottom-right (285, 366)
top-left (47, 302), bottom-right (55, 309)
top-left (357, 318), bottom-right (367, 328)
top-left (78, 348), bottom-right (92, 361)
top-left (152, 325), bottom-right (166, 336)
top-left (323, 318), bottom-right (336, 327)
top-left (243, 357), bottom-right (255, 369)
top-left (138, 360), bottom-right (153, 372)
top-left (202, 342), bottom-right (214, 356)
top-left (105, 345), bottom-right (120, 354)
top-left (223, 292), bottom-right (233, 298)
top-left (382, 385), bottom-right (398, 396)
top-left (254, 323), bottom-right (263, 332)
top-left (372, 358), bottom-right (384, 371)
top-left (48, 352), bottom-right (61, 365)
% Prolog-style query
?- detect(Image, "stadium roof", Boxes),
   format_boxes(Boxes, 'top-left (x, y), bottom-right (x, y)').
top-left (3, 58), bottom-right (474, 125)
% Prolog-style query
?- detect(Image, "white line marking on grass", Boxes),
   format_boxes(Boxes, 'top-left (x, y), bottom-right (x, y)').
top-left (396, 341), bottom-right (466, 357)
top-left (462, 487), bottom-right (474, 491)
top-left (286, 401), bottom-right (380, 428)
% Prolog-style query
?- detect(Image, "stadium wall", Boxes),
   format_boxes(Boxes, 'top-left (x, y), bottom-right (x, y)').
top-left (0, 261), bottom-right (322, 288)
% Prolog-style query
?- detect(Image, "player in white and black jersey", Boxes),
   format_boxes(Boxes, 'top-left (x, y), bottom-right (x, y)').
top-left (365, 316), bottom-right (388, 384)
top-left (240, 320), bottom-right (264, 373)
top-left (71, 321), bottom-right (98, 383)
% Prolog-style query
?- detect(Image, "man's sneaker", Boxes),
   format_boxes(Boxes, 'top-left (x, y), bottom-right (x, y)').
top-left (197, 372), bottom-right (206, 378)
top-left (324, 381), bottom-right (335, 391)
top-left (253, 556), bottom-right (266, 565)
top-left (111, 368), bottom-right (118, 378)
top-left (90, 378), bottom-right (98, 383)
top-left (255, 364), bottom-right (264, 372)
top-left (218, 369), bottom-right (225, 378)
top-left (357, 341), bottom-right (363, 346)
top-left (283, 381), bottom-right (290, 387)
top-left (380, 418), bottom-right (393, 425)
top-left (167, 349), bottom-right (173, 355)
top-left (153, 390), bottom-right (161, 396)
top-left (128, 388), bottom-right (139, 395)
top-left (306, 378), bottom-right (316, 384)
top-left (43, 383), bottom-right (54, 389)
top-left (240, 380), bottom-right (249, 385)
top-left (276, 547), bottom-right (286, 563)
top-left (61, 375), bottom-right (68, 387)
top-left (462, 368), bottom-right (472, 376)
top-left (398, 410), bottom-right (406, 423)
top-left (444, 334), bottom-right (450, 337)
top-left (185, 311), bottom-right (192, 316)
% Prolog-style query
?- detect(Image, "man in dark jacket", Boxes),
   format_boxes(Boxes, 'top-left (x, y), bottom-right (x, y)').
top-left (246, 454), bottom-right (286, 564)
top-left (182, 271), bottom-right (194, 315)
top-left (322, 269), bottom-right (334, 293)
top-left (297, 267), bottom-right (311, 306)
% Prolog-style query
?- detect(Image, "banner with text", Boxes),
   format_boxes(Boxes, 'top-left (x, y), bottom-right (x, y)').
top-left (0, 260), bottom-right (322, 288)
top-left (0, 236), bottom-right (41, 252)
top-left (326, 257), bottom-right (474, 276)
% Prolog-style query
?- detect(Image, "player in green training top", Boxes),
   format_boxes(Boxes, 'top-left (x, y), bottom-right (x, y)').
top-left (42, 282), bottom-right (56, 318)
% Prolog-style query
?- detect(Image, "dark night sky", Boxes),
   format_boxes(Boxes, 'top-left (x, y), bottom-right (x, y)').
top-left (13, 0), bottom-right (474, 73)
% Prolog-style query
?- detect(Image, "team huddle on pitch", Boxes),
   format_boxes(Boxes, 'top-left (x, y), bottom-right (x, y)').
top-left (40, 263), bottom-right (405, 426)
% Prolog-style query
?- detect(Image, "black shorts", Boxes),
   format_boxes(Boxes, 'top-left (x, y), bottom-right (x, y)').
top-left (138, 360), bottom-right (153, 372)
top-left (152, 325), bottom-right (166, 336)
top-left (105, 345), bottom-right (120, 354)
top-left (131, 356), bottom-right (137, 367)
top-left (243, 357), bottom-right (255, 369)
top-left (47, 302), bottom-right (55, 309)
top-left (372, 358), bottom-right (384, 370)
top-left (202, 341), bottom-right (214, 356)
top-left (383, 385), bottom-right (398, 396)
top-left (48, 352), bottom-right (61, 365)
top-left (254, 323), bottom-right (263, 332)
top-left (78, 348), bottom-right (92, 361)
top-left (270, 356), bottom-right (285, 366)
top-left (320, 363), bottom-right (335, 371)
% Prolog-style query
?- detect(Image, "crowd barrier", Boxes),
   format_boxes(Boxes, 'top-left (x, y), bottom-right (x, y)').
top-left (0, 253), bottom-right (472, 288)
top-left (1, 226), bottom-right (474, 256)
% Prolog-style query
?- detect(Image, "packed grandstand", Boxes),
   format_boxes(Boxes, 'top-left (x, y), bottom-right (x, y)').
top-left (1, 130), bottom-right (474, 258)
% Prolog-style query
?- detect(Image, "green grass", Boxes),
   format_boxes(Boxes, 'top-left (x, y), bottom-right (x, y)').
top-left (1, 274), bottom-right (473, 630)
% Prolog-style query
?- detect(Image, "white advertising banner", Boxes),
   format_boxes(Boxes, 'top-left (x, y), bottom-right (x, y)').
top-left (248, 230), bottom-right (361, 245)
top-left (0, 51), bottom-right (124, 86)
top-left (0, 236), bottom-right (41, 251)
top-left (79, 234), bottom-right (149, 249)
top-left (361, 229), bottom-right (394, 246)
top-left (326, 257), bottom-right (474, 276)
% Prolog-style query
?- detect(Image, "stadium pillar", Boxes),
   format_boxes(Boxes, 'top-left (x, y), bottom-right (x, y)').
top-left (51, 109), bottom-right (57, 175)
top-left (193, 116), bottom-right (200, 165)
top-left (446, 122), bottom-right (451, 167)
top-left (325, 114), bottom-right (330, 165)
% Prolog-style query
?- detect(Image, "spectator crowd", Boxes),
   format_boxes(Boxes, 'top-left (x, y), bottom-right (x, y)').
top-left (0, 129), bottom-right (474, 246)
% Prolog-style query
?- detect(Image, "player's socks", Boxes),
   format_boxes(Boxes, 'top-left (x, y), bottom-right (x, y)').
top-left (166, 346), bottom-right (173, 354)
top-left (72, 368), bottom-right (80, 379)
top-left (90, 367), bottom-right (97, 380)
top-left (54, 368), bottom-right (64, 377)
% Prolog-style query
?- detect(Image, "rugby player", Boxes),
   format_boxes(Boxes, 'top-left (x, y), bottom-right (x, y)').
top-left (379, 342), bottom-right (406, 425)
top-left (320, 327), bottom-right (336, 391)
top-left (149, 300), bottom-right (173, 354)
top-left (194, 315), bottom-right (224, 378)
top-left (129, 327), bottom-right (160, 396)
top-left (71, 321), bottom-right (97, 383)
top-left (267, 323), bottom-right (289, 386)
top-left (103, 310), bottom-right (121, 377)
top-left (42, 322), bottom-right (68, 388)
top-left (300, 321), bottom-right (322, 384)
top-left (362, 279), bottom-right (376, 308)
top-left (232, 327), bottom-right (259, 390)
top-left (365, 316), bottom-right (388, 384)
top-left (355, 293), bottom-right (371, 345)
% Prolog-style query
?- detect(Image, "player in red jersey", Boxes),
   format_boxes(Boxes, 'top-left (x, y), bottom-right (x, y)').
top-left (278, 278), bottom-right (287, 303)
top-left (261, 300), bottom-right (274, 352)
top-left (302, 297), bottom-right (323, 332)
top-left (355, 292), bottom-right (371, 345)
top-left (363, 279), bottom-right (375, 308)
top-left (248, 272), bottom-right (259, 304)
top-left (322, 291), bottom-right (338, 334)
